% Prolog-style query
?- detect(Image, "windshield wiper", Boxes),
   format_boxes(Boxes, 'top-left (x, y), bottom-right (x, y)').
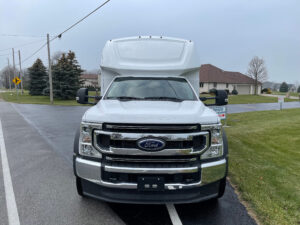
top-left (144, 97), bottom-right (183, 102)
top-left (106, 96), bottom-right (144, 101)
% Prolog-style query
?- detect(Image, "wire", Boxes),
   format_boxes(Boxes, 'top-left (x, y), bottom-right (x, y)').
top-left (0, 39), bottom-right (45, 52)
top-left (0, 33), bottom-right (49, 38)
top-left (51, 0), bottom-right (111, 41)
top-left (8, 0), bottom-right (111, 67)
top-left (0, 53), bottom-right (10, 57)
top-left (16, 42), bottom-right (48, 66)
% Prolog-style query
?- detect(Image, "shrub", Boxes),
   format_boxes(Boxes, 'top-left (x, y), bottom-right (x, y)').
top-left (232, 89), bottom-right (238, 95)
top-left (261, 88), bottom-right (272, 94)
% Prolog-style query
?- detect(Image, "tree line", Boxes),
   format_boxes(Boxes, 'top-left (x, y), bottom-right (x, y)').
top-left (0, 51), bottom-right (83, 100)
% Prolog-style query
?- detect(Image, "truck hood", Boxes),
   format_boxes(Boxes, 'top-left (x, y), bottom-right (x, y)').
top-left (82, 100), bottom-right (220, 124)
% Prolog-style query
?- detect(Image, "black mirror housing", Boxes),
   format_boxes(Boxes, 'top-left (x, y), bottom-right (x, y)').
top-left (76, 88), bottom-right (89, 104)
top-left (200, 89), bottom-right (228, 106)
top-left (215, 90), bottom-right (228, 105)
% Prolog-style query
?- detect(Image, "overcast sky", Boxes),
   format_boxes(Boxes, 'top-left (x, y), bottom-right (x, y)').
top-left (0, 0), bottom-right (299, 84)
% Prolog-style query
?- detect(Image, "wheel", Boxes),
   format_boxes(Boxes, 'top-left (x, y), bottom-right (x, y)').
top-left (217, 177), bottom-right (226, 198)
top-left (76, 177), bottom-right (84, 197)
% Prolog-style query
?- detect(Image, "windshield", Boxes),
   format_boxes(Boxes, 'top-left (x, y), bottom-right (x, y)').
top-left (104, 77), bottom-right (197, 101)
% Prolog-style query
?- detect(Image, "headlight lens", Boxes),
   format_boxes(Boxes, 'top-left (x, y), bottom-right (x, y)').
top-left (201, 124), bottom-right (223, 159)
top-left (79, 123), bottom-right (102, 158)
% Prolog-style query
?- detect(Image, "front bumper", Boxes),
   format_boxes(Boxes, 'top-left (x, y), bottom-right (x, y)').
top-left (74, 156), bottom-right (227, 203)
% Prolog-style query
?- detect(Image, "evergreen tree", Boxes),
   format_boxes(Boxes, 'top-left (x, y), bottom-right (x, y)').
top-left (28, 58), bottom-right (47, 95)
top-left (279, 82), bottom-right (289, 93)
top-left (297, 86), bottom-right (300, 93)
top-left (51, 51), bottom-right (83, 99)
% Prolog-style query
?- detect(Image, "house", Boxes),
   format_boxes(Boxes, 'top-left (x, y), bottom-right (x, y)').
top-left (80, 73), bottom-right (99, 88)
top-left (199, 64), bottom-right (262, 94)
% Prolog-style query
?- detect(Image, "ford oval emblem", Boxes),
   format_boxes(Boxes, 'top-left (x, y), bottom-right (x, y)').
top-left (137, 138), bottom-right (166, 151)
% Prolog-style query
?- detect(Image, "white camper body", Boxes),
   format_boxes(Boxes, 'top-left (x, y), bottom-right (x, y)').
top-left (100, 36), bottom-right (200, 94)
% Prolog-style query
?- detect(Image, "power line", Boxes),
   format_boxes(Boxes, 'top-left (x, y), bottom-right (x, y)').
top-left (9, 0), bottom-right (111, 67)
top-left (0, 33), bottom-right (50, 38)
top-left (0, 39), bottom-right (44, 52)
top-left (51, 0), bottom-right (111, 41)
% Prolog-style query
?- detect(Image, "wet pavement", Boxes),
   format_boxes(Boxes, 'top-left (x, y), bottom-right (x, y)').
top-left (0, 102), bottom-right (264, 225)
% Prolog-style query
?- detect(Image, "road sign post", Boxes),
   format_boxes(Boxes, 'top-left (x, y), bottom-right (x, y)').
top-left (278, 96), bottom-right (284, 110)
top-left (12, 77), bottom-right (21, 100)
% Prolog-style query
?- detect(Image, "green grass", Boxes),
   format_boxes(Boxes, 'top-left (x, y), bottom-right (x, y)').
top-left (225, 109), bottom-right (300, 225)
top-left (0, 90), bottom-right (298, 106)
top-left (200, 94), bottom-right (299, 104)
top-left (0, 90), bottom-right (84, 106)
top-left (272, 91), bottom-right (300, 97)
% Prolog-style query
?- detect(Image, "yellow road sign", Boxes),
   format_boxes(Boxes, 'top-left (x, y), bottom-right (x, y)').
top-left (12, 77), bottom-right (21, 85)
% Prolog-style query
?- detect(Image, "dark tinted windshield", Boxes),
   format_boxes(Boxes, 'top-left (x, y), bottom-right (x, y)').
top-left (105, 77), bottom-right (197, 101)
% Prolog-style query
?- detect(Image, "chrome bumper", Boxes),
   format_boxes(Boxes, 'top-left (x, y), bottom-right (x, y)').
top-left (75, 157), bottom-right (226, 190)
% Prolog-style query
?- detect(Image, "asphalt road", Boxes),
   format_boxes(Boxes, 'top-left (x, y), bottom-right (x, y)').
top-left (2, 101), bottom-right (293, 225)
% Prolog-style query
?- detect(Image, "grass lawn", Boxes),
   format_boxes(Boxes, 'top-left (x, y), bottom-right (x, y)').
top-left (201, 94), bottom-right (299, 104)
top-left (273, 91), bottom-right (300, 97)
top-left (225, 109), bottom-right (300, 225)
top-left (0, 90), bottom-right (85, 106)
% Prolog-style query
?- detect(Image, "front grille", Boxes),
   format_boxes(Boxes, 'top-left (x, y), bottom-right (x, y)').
top-left (102, 123), bottom-right (201, 133)
top-left (97, 134), bottom-right (206, 151)
top-left (103, 154), bottom-right (199, 164)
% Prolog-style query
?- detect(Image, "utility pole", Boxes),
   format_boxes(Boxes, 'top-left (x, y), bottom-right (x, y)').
top-left (18, 50), bottom-right (23, 94)
top-left (7, 58), bottom-right (11, 91)
top-left (12, 48), bottom-right (16, 90)
top-left (47, 33), bottom-right (53, 104)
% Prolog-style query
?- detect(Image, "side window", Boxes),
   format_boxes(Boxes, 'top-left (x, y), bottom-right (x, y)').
top-left (200, 82), bottom-right (204, 88)
top-left (226, 83), bottom-right (229, 88)
top-left (213, 82), bottom-right (217, 88)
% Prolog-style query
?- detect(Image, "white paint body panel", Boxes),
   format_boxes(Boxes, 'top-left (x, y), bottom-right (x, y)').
top-left (100, 36), bottom-right (201, 94)
top-left (84, 36), bottom-right (219, 125)
top-left (83, 100), bottom-right (219, 124)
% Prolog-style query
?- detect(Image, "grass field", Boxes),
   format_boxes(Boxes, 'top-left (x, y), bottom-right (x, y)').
top-left (0, 90), bottom-right (298, 105)
top-left (225, 109), bottom-right (300, 225)
top-left (0, 90), bottom-right (84, 106)
top-left (201, 94), bottom-right (298, 104)
top-left (272, 91), bottom-right (300, 97)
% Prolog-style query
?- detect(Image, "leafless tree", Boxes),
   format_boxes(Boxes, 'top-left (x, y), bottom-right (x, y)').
top-left (51, 51), bottom-right (64, 64)
top-left (0, 66), bottom-right (16, 89)
top-left (247, 56), bottom-right (268, 95)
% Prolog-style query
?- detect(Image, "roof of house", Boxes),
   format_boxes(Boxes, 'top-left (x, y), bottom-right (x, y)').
top-left (200, 64), bottom-right (260, 84)
top-left (80, 74), bottom-right (98, 80)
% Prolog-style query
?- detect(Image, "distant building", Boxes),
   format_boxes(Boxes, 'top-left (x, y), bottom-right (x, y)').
top-left (199, 64), bottom-right (261, 94)
top-left (80, 73), bottom-right (99, 87)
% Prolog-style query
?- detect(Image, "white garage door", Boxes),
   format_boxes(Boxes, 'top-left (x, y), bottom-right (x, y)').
top-left (236, 85), bottom-right (251, 94)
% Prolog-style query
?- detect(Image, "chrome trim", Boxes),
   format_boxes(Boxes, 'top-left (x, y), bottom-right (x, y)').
top-left (104, 165), bottom-right (199, 174)
top-left (104, 124), bottom-right (199, 131)
top-left (93, 130), bottom-right (209, 155)
top-left (105, 156), bottom-right (197, 163)
top-left (201, 159), bottom-right (226, 185)
top-left (76, 157), bottom-right (227, 190)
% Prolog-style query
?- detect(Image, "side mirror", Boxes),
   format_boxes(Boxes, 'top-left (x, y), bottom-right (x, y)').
top-left (76, 88), bottom-right (89, 104)
top-left (215, 90), bottom-right (228, 106)
top-left (76, 88), bottom-right (102, 105)
top-left (200, 89), bottom-right (228, 106)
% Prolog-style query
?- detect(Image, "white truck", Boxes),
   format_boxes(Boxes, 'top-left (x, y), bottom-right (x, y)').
top-left (74, 36), bottom-right (228, 203)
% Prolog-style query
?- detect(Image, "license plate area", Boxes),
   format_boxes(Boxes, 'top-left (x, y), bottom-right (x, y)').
top-left (138, 177), bottom-right (165, 191)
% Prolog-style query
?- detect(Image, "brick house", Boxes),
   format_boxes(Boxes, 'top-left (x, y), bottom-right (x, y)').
top-left (199, 64), bottom-right (261, 94)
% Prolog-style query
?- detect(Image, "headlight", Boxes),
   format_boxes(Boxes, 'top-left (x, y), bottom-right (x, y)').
top-left (201, 124), bottom-right (223, 159)
top-left (79, 122), bottom-right (102, 158)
